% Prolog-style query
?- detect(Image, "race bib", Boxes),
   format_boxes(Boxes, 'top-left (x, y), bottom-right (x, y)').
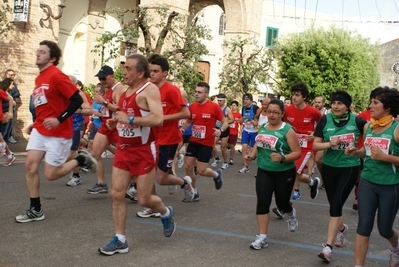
top-left (101, 107), bottom-right (110, 117)
top-left (178, 119), bottom-right (185, 127)
top-left (229, 122), bottom-right (235, 128)
top-left (33, 87), bottom-right (48, 107)
top-left (255, 134), bottom-right (278, 151)
top-left (364, 137), bottom-right (390, 156)
top-left (330, 133), bottom-right (355, 150)
top-left (296, 134), bottom-right (308, 148)
top-left (116, 123), bottom-right (141, 138)
top-left (192, 125), bottom-right (206, 139)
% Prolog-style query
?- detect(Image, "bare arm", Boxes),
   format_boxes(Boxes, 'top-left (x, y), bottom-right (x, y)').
top-left (78, 91), bottom-right (93, 116)
top-left (164, 105), bottom-right (190, 121)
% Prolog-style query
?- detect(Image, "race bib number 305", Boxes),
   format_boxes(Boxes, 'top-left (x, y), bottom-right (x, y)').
top-left (330, 133), bottom-right (355, 150)
top-left (192, 125), bottom-right (206, 139)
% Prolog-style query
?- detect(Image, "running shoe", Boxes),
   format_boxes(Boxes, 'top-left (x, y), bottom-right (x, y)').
top-left (309, 177), bottom-right (320, 199)
top-left (214, 169), bottom-right (223, 190)
top-left (292, 191), bottom-right (301, 200)
top-left (66, 174), bottom-right (82, 186)
top-left (272, 207), bottom-right (285, 219)
top-left (239, 166), bottom-right (250, 173)
top-left (334, 224), bottom-right (348, 247)
top-left (352, 199), bottom-right (358, 210)
top-left (136, 207), bottom-right (161, 218)
top-left (78, 150), bottom-right (98, 173)
top-left (221, 162), bottom-right (228, 170)
top-left (161, 206), bottom-right (175, 237)
top-left (86, 183), bottom-right (108, 194)
top-left (177, 153), bottom-right (184, 168)
top-left (98, 236), bottom-right (129, 256)
top-left (125, 183), bottom-right (137, 201)
top-left (168, 185), bottom-right (177, 195)
top-left (182, 176), bottom-right (195, 202)
top-left (15, 207), bottom-right (45, 223)
top-left (211, 157), bottom-right (221, 167)
top-left (250, 235), bottom-right (268, 250)
top-left (3, 154), bottom-right (16, 166)
top-left (183, 191), bottom-right (200, 203)
top-left (287, 215), bottom-right (298, 232)
top-left (318, 244), bottom-right (332, 262)
top-left (101, 151), bottom-right (108, 158)
top-left (389, 246), bottom-right (399, 267)
top-left (229, 158), bottom-right (234, 165)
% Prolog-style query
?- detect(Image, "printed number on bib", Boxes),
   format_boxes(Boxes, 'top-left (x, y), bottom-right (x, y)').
top-left (33, 87), bottom-right (48, 107)
top-left (117, 123), bottom-right (141, 138)
top-left (330, 133), bottom-right (355, 150)
top-left (296, 134), bottom-right (308, 148)
top-left (192, 125), bottom-right (206, 139)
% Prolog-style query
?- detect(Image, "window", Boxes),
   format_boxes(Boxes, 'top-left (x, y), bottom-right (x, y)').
top-left (219, 13), bottom-right (226, 35)
top-left (266, 27), bottom-right (279, 47)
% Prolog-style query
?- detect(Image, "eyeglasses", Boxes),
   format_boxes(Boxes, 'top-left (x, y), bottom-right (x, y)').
top-left (194, 90), bottom-right (204, 94)
top-left (10, 74), bottom-right (15, 77)
top-left (266, 110), bottom-right (282, 115)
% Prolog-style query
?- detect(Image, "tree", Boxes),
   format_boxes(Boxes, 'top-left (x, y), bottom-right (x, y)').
top-left (217, 35), bottom-right (274, 96)
top-left (271, 26), bottom-right (380, 111)
top-left (91, 5), bottom-right (212, 96)
top-left (0, 0), bottom-right (14, 37)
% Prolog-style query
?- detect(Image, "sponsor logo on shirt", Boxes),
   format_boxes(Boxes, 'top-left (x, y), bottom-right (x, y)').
top-left (303, 118), bottom-right (312, 123)
top-left (286, 117), bottom-right (294, 122)
top-left (202, 113), bottom-right (211, 119)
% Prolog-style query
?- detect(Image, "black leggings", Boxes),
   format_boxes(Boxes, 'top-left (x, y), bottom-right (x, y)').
top-left (322, 164), bottom-right (359, 217)
top-left (357, 179), bottom-right (399, 238)
top-left (255, 167), bottom-right (296, 215)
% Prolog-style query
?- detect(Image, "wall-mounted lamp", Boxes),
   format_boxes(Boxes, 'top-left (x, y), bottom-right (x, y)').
top-left (39, 0), bottom-right (66, 28)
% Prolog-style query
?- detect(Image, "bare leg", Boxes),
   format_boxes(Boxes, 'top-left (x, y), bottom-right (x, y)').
top-left (354, 234), bottom-right (369, 266)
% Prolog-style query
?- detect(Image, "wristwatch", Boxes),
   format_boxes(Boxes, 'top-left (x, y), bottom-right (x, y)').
top-left (280, 155), bottom-right (286, 164)
top-left (102, 100), bottom-right (108, 107)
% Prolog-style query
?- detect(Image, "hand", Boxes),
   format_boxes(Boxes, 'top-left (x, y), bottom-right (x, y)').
top-left (270, 152), bottom-right (282, 162)
top-left (26, 124), bottom-right (34, 134)
top-left (345, 146), bottom-right (357, 156)
top-left (93, 94), bottom-right (105, 104)
top-left (114, 111), bottom-right (128, 124)
top-left (370, 146), bottom-right (386, 161)
top-left (7, 113), bottom-right (13, 120)
top-left (329, 136), bottom-right (340, 147)
top-left (42, 118), bottom-right (60, 131)
top-left (213, 128), bottom-right (221, 137)
top-left (306, 131), bottom-right (315, 141)
top-left (244, 155), bottom-right (253, 161)
top-left (106, 118), bottom-right (118, 130)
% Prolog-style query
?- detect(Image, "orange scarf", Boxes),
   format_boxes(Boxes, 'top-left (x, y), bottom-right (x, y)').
top-left (370, 115), bottom-right (393, 129)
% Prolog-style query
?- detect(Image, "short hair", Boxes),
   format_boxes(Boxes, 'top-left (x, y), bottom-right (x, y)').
top-left (126, 54), bottom-right (150, 78)
top-left (284, 97), bottom-right (292, 103)
top-left (0, 78), bottom-right (13, 91)
top-left (290, 82), bottom-right (309, 100)
top-left (40, 40), bottom-right (62, 66)
top-left (197, 82), bottom-right (210, 93)
top-left (370, 86), bottom-right (399, 117)
top-left (269, 99), bottom-right (285, 113)
top-left (231, 100), bottom-right (239, 106)
top-left (5, 69), bottom-right (13, 74)
top-left (76, 80), bottom-right (83, 88)
top-left (315, 96), bottom-right (325, 102)
top-left (217, 93), bottom-right (226, 99)
top-left (148, 54), bottom-right (170, 72)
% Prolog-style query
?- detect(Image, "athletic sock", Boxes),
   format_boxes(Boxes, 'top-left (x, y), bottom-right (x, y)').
top-left (161, 207), bottom-right (170, 218)
top-left (309, 179), bottom-right (314, 186)
top-left (30, 197), bottom-right (41, 212)
top-left (115, 234), bottom-right (126, 243)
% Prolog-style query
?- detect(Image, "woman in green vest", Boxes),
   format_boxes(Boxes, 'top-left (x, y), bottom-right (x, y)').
top-left (245, 99), bottom-right (301, 250)
top-left (313, 90), bottom-right (367, 263)
top-left (345, 87), bottom-right (399, 267)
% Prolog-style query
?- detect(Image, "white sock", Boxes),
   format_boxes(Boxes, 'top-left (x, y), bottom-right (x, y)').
top-left (290, 208), bottom-right (297, 218)
top-left (194, 188), bottom-right (198, 194)
top-left (115, 234), bottom-right (126, 243)
top-left (161, 207), bottom-right (170, 218)
top-left (214, 171), bottom-right (219, 178)
top-left (7, 154), bottom-right (13, 160)
top-left (309, 179), bottom-right (314, 186)
top-left (259, 234), bottom-right (267, 239)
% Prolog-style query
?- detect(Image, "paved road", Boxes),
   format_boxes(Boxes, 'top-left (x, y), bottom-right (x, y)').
top-left (0, 141), bottom-right (394, 267)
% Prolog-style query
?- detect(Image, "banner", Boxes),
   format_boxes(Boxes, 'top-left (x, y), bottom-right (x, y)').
top-left (12, 0), bottom-right (29, 22)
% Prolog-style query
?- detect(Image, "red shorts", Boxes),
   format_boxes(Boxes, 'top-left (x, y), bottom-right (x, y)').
top-left (113, 141), bottom-right (158, 176)
top-left (228, 134), bottom-right (238, 146)
top-left (296, 150), bottom-right (312, 174)
top-left (97, 124), bottom-right (119, 144)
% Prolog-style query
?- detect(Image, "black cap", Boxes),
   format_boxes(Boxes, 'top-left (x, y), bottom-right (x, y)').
top-left (95, 65), bottom-right (114, 78)
top-left (243, 93), bottom-right (253, 101)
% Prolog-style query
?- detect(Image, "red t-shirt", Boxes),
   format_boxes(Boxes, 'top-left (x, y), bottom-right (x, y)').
top-left (189, 100), bottom-right (224, 147)
top-left (156, 82), bottom-right (185, 145)
top-left (83, 91), bottom-right (93, 124)
top-left (32, 65), bottom-right (78, 138)
top-left (230, 111), bottom-right (242, 135)
top-left (357, 109), bottom-right (371, 149)
top-left (285, 104), bottom-right (321, 151)
top-left (100, 87), bottom-right (116, 125)
top-left (0, 90), bottom-right (9, 121)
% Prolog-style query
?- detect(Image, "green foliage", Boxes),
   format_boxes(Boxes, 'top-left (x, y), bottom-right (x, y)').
top-left (271, 26), bottom-right (380, 111)
top-left (0, 0), bottom-right (14, 37)
top-left (91, 5), bottom-right (211, 98)
top-left (218, 35), bottom-right (274, 96)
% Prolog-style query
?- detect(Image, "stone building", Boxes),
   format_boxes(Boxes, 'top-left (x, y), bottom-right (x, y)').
top-left (379, 38), bottom-right (399, 88)
top-left (0, 0), bottom-right (262, 139)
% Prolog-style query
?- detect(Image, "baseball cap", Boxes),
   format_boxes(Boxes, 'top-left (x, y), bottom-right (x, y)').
top-left (95, 65), bottom-right (114, 78)
top-left (243, 93), bottom-right (253, 101)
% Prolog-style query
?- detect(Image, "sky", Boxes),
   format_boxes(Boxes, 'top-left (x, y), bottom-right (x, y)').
top-left (272, 0), bottom-right (399, 43)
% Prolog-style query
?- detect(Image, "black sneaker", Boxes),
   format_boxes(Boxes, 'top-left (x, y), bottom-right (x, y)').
top-left (272, 207), bottom-right (285, 219)
top-left (310, 177), bottom-right (320, 199)
top-left (213, 169), bottom-right (223, 190)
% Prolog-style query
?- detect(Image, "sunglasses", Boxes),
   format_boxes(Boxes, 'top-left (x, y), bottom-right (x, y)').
top-left (98, 77), bottom-right (107, 81)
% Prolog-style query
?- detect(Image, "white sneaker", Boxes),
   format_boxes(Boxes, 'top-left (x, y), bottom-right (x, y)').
top-left (8, 136), bottom-right (17, 144)
top-left (334, 224), bottom-right (348, 247)
top-left (239, 166), bottom-right (250, 173)
top-left (318, 244), bottom-right (332, 262)
top-left (136, 207), bottom-right (161, 218)
top-left (389, 246), bottom-right (399, 267)
top-left (66, 175), bottom-right (82, 186)
top-left (168, 185), bottom-right (178, 195)
top-left (287, 216), bottom-right (298, 232)
top-left (221, 162), bottom-right (228, 170)
top-left (101, 151), bottom-right (109, 158)
top-left (178, 153), bottom-right (184, 168)
top-left (125, 183), bottom-right (137, 201)
top-left (211, 158), bottom-right (221, 167)
top-left (250, 235), bottom-right (268, 250)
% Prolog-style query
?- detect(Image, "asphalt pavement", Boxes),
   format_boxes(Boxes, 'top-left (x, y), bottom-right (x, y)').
top-left (0, 140), bottom-right (393, 267)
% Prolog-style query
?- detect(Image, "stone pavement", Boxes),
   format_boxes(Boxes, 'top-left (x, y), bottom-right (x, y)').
top-left (0, 141), bottom-right (394, 267)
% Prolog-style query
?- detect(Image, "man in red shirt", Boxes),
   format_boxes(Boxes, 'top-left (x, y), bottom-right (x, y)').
top-left (15, 40), bottom-right (98, 223)
top-left (86, 65), bottom-right (124, 194)
top-left (180, 82), bottom-right (227, 202)
top-left (284, 82), bottom-right (321, 200)
top-left (136, 55), bottom-right (195, 217)
top-left (227, 100), bottom-right (242, 165)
